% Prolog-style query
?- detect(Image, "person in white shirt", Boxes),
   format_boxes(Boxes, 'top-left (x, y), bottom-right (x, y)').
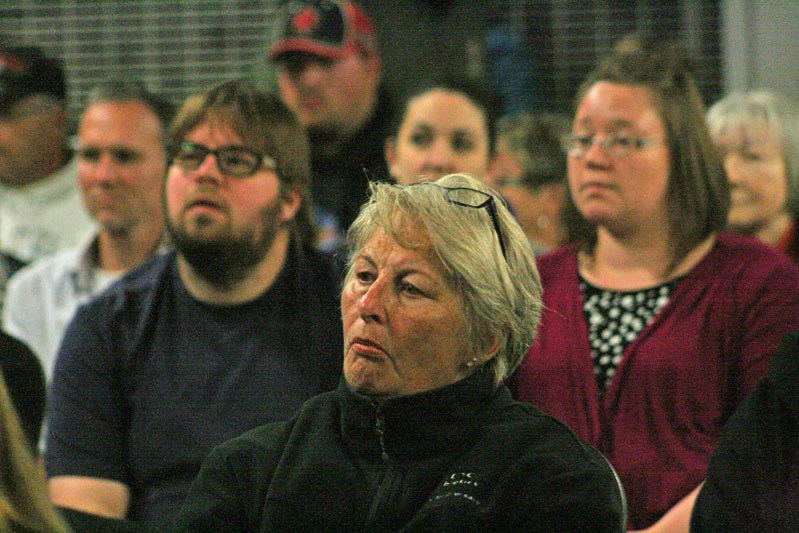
top-left (3, 80), bottom-right (173, 380)
top-left (0, 46), bottom-right (93, 268)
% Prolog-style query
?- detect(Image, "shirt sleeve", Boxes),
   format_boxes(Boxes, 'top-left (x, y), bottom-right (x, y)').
top-left (690, 384), bottom-right (771, 531)
top-left (729, 257), bottom-right (799, 404)
top-left (45, 298), bottom-right (130, 483)
top-left (3, 266), bottom-right (47, 363)
top-left (692, 332), bottom-right (799, 532)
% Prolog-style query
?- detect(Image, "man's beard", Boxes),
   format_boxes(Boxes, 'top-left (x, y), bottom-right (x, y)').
top-left (167, 201), bottom-right (283, 289)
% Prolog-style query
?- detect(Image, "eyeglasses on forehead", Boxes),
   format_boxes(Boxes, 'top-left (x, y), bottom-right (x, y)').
top-left (416, 183), bottom-right (508, 261)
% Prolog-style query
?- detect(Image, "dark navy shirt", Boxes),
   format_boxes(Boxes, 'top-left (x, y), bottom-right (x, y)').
top-left (46, 244), bottom-right (343, 530)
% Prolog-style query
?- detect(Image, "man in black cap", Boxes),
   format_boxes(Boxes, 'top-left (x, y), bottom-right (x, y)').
top-left (269, 0), bottom-right (393, 249)
top-left (0, 46), bottom-right (93, 274)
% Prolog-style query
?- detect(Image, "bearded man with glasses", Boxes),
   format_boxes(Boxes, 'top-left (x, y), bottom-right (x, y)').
top-left (45, 80), bottom-right (343, 531)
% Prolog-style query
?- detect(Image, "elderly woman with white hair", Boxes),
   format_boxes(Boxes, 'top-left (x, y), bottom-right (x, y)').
top-left (173, 173), bottom-right (626, 532)
top-left (707, 90), bottom-right (799, 263)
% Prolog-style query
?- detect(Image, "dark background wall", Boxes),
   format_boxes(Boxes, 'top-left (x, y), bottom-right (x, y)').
top-left (0, 0), bottom-right (773, 129)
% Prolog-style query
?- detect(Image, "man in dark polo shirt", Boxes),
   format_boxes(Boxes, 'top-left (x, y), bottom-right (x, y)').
top-left (45, 80), bottom-right (343, 531)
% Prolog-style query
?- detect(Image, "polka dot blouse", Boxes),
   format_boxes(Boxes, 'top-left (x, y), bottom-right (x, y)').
top-left (579, 275), bottom-right (681, 394)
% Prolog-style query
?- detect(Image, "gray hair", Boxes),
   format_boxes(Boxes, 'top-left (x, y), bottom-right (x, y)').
top-left (707, 90), bottom-right (799, 217)
top-left (345, 173), bottom-right (543, 386)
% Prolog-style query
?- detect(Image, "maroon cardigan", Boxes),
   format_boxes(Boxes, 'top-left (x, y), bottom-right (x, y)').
top-left (511, 232), bottom-right (799, 529)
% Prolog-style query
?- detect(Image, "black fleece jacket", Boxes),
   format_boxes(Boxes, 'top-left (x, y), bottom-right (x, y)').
top-left (174, 368), bottom-right (626, 532)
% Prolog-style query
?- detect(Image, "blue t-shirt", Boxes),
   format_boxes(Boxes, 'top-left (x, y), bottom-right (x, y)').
top-left (46, 245), bottom-right (343, 530)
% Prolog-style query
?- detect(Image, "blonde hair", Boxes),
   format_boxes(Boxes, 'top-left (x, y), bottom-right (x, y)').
top-left (707, 90), bottom-right (799, 217)
top-left (346, 173), bottom-right (543, 386)
top-left (0, 371), bottom-right (70, 532)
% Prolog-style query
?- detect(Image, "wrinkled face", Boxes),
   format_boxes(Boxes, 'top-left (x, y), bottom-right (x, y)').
top-left (341, 226), bottom-right (475, 398)
top-left (386, 89), bottom-right (490, 185)
top-left (77, 100), bottom-right (167, 235)
top-left (714, 123), bottom-right (789, 234)
top-left (277, 52), bottom-right (379, 138)
top-left (165, 121), bottom-right (299, 281)
top-left (0, 95), bottom-right (66, 186)
top-left (568, 82), bottom-right (671, 235)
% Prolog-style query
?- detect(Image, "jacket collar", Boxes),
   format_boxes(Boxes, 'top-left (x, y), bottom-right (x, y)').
top-left (338, 367), bottom-right (504, 462)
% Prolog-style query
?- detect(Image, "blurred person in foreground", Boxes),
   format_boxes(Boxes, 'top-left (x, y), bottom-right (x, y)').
top-left (486, 111), bottom-right (570, 255)
top-left (385, 77), bottom-right (499, 185)
top-left (0, 364), bottom-right (70, 533)
top-left (269, 0), bottom-right (393, 250)
top-left (0, 335), bottom-right (145, 532)
top-left (707, 90), bottom-right (799, 263)
top-left (509, 35), bottom-right (799, 531)
top-left (3, 80), bottom-right (173, 380)
top-left (691, 331), bottom-right (799, 531)
top-left (173, 173), bottom-right (626, 532)
top-left (45, 80), bottom-right (343, 530)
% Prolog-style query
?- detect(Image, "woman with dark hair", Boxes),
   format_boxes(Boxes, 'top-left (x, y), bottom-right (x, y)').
top-left (510, 36), bottom-right (799, 531)
top-left (691, 332), bottom-right (799, 531)
top-left (385, 77), bottom-right (499, 185)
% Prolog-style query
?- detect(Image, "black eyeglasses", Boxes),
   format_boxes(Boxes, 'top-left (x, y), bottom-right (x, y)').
top-left (425, 184), bottom-right (508, 261)
top-left (170, 141), bottom-right (277, 178)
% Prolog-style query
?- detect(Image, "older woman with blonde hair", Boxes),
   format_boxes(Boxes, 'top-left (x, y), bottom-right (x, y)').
top-left (174, 173), bottom-right (626, 532)
top-left (707, 90), bottom-right (799, 263)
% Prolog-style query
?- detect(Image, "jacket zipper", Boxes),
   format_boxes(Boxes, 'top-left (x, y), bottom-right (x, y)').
top-left (364, 406), bottom-right (394, 528)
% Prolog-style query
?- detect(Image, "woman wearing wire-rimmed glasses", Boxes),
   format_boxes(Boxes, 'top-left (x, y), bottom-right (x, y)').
top-left (510, 35), bottom-right (799, 532)
top-left (174, 173), bottom-right (626, 532)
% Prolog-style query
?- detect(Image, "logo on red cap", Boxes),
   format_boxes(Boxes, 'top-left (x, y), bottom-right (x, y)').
top-left (292, 7), bottom-right (319, 35)
top-left (0, 53), bottom-right (28, 74)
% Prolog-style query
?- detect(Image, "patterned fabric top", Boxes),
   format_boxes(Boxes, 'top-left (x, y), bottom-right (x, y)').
top-left (580, 275), bottom-right (681, 393)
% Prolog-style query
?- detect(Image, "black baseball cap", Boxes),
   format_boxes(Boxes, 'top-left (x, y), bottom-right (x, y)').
top-left (269, 0), bottom-right (378, 62)
top-left (0, 46), bottom-right (66, 109)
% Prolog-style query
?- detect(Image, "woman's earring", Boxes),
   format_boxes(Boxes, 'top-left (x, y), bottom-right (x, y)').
top-left (465, 357), bottom-right (479, 369)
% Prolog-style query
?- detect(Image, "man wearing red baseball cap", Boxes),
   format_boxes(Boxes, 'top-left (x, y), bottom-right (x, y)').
top-left (269, 0), bottom-right (394, 247)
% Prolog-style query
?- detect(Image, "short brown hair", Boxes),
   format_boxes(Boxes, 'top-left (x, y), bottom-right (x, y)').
top-left (169, 79), bottom-right (317, 247)
top-left (496, 111), bottom-right (569, 190)
top-left (565, 35), bottom-right (729, 269)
